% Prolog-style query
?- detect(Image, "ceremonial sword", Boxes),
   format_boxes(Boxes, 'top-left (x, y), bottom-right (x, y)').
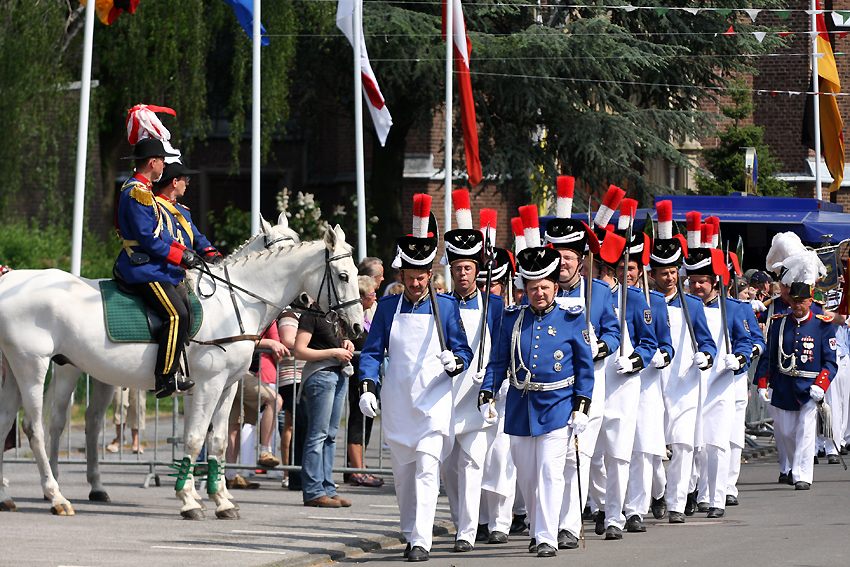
top-left (718, 244), bottom-right (732, 356)
top-left (676, 277), bottom-right (699, 352)
top-left (619, 215), bottom-right (633, 357)
top-left (427, 213), bottom-right (448, 351)
top-left (586, 197), bottom-right (593, 331)
top-left (477, 224), bottom-right (495, 372)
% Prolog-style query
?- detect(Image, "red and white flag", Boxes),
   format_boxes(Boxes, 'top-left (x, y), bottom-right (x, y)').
top-left (442, 0), bottom-right (482, 187)
top-left (337, 0), bottom-right (393, 146)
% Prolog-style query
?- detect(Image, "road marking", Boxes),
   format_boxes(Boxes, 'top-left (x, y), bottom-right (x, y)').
top-left (369, 504), bottom-right (398, 508)
top-left (656, 520), bottom-right (743, 527)
top-left (231, 530), bottom-right (355, 537)
top-left (308, 516), bottom-right (398, 522)
top-left (152, 546), bottom-right (287, 555)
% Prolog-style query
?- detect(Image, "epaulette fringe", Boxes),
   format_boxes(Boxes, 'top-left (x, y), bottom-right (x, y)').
top-left (130, 187), bottom-right (154, 207)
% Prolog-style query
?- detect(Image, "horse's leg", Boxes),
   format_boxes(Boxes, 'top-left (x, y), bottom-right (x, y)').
top-left (208, 383), bottom-right (239, 519)
top-left (0, 368), bottom-right (22, 512)
top-left (174, 389), bottom-right (222, 520)
top-left (45, 365), bottom-right (82, 482)
top-left (85, 378), bottom-right (116, 502)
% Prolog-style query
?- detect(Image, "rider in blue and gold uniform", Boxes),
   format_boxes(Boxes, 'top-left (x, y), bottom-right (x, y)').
top-left (114, 138), bottom-right (203, 398)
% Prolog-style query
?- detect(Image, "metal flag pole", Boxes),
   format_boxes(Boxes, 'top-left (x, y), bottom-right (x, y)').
top-left (354, 0), bottom-right (367, 262)
top-left (812, 0), bottom-right (823, 201)
top-left (251, 0), bottom-right (262, 235)
top-left (444, 0), bottom-right (454, 288)
top-left (70, 0), bottom-right (97, 276)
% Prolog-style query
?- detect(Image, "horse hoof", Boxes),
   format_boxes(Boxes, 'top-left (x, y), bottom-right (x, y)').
top-left (216, 508), bottom-right (240, 520)
top-left (0, 499), bottom-right (18, 512)
top-left (181, 508), bottom-right (205, 520)
top-left (50, 502), bottom-right (75, 516)
top-left (89, 490), bottom-right (111, 502)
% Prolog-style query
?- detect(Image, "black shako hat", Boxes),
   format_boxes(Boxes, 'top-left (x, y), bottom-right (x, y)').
top-left (545, 218), bottom-right (588, 254)
top-left (477, 247), bottom-right (515, 284)
top-left (442, 229), bottom-right (484, 266)
top-left (683, 248), bottom-right (715, 277)
top-left (649, 237), bottom-right (685, 269)
top-left (516, 247), bottom-right (561, 284)
top-left (123, 138), bottom-right (179, 161)
top-left (394, 234), bottom-right (439, 270)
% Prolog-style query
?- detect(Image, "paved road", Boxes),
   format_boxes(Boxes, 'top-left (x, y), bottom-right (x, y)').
top-left (3, 449), bottom-right (849, 567)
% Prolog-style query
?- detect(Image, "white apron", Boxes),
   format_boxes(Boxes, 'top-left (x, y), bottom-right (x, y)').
top-left (452, 304), bottom-right (496, 466)
top-left (662, 302), bottom-right (701, 446)
top-left (699, 303), bottom-right (735, 449)
top-left (633, 361), bottom-right (666, 456)
top-left (555, 278), bottom-right (605, 458)
top-left (382, 296), bottom-right (454, 466)
top-left (482, 356), bottom-right (513, 496)
top-left (600, 292), bottom-right (639, 461)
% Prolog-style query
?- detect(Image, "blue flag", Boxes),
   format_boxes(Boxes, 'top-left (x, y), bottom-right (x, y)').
top-left (220, 0), bottom-right (269, 46)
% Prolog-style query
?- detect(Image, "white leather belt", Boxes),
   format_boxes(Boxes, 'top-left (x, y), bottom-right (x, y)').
top-left (779, 369), bottom-right (819, 379)
top-left (510, 374), bottom-right (575, 392)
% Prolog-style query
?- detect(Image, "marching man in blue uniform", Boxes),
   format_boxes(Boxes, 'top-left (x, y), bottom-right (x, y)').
top-left (684, 215), bottom-right (752, 518)
top-left (358, 194), bottom-right (472, 562)
top-left (755, 232), bottom-right (837, 490)
top-left (586, 197), bottom-right (658, 540)
top-left (544, 177), bottom-right (621, 549)
top-left (479, 203), bottom-right (594, 557)
top-left (646, 202), bottom-right (716, 524)
top-left (114, 134), bottom-right (204, 398)
top-left (439, 190), bottom-right (505, 552)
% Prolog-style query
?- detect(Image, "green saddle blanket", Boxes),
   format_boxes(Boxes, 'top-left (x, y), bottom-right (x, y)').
top-left (100, 280), bottom-right (203, 343)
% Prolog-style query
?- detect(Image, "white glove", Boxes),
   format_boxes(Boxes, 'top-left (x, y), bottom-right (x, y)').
top-left (751, 299), bottom-right (766, 313)
top-left (438, 350), bottom-right (457, 373)
top-left (810, 384), bottom-right (825, 402)
top-left (358, 392), bottom-right (379, 418)
top-left (568, 411), bottom-right (589, 436)
top-left (615, 355), bottom-right (636, 374)
top-left (758, 388), bottom-right (771, 404)
top-left (590, 338), bottom-right (599, 359)
top-left (693, 351), bottom-right (710, 370)
top-left (723, 353), bottom-right (743, 372)
top-left (472, 369), bottom-right (486, 384)
top-left (651, 351), bottom-right (668, 369)
top-left (479, 401), bottom-right (498, 425)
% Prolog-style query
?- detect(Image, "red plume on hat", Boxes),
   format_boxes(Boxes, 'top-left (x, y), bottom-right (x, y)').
top-left (556, 176), bottom-right (575, 219)
top-left (519, 205), bottom-right (541, 248)
top-left (452, 189), bottom-right (473, 229)
top-left (412, 193), bottom-right (432, 237)
top-left (594, 185), bottom-right (625, 229)
top-left (701, 223), bottom-right (714, 249)
top-left (656, 200), bottom-right (673, 240)
top-left (617, 198), bottom-right (638, 231)
top-left (686, 211), bottom-right (702, 250)
top-left (512, 217), bottom-right (527, 253)
top-left (479, 208), bottom-right (497, 246)
top-left (705, 216), bottom-right (720, 249)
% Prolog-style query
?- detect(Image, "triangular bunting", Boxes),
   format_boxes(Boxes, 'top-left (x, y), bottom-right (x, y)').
top-left (722, 25), bottom-right (735, 36)
top-left (776, 10), bottom-right (791, 19)
top-left (624, 5), bottom-right (638, 12)
top-left (683, 8), bottom-right (699, 15)
top-left (653, 7), bottom-right (669, 15)
top-left (753, 31), bottom-right (767, 43)
top-left (744, 9), bottom-right (761, 22)
top-left (716, 9), bottom-right (731, 16)
top-left (779, 31), bottom-right (793, 37)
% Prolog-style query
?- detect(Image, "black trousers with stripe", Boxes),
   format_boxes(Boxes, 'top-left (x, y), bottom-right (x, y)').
top-left (130, 280), bottom-right (190, 377)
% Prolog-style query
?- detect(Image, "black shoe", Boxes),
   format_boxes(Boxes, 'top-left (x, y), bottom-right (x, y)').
top-left (828, 454), bottom-right (841, 465)
top-left (814, 455), bottom-right (820, 465)
top-left (778, 472), bottom-right (789, 484)
top-left (593, 511), bottom-right (606, 535)
top-left (528, 538), bottom-right (537, 553)
top-left (841, 445), bottom-right (848, 456)
top-left (408, 546), bottom-right (429, 562)
top-left (557, 529), bottom-right (578, 549)
top-left (697, 502), bottom-right (710, 513)
top-left (817, 449), bottom-right (827, 458)
top-left (786, 470), bottom-right (795, 485)
top-left (604, 525), bottom-right (623, 540)
top-left (726, 495), bottom-right (739, 506)
top-left (707, 507), bottom-right (725, 518)
top-left (510, 514), bottom-right (528, 534)
top-left (452, 540), bottom-right (473, 552)
top-left (475, 523), bottom-right (489, 542)
top-left (154, 374), bottom-right (177, 399)
top-left (650, 495), bottom-right (667, 519)
top-left (626, 515), bottom-right (646, 533)
top-left (403, 543), bottom-right (411, 558)
top-left (537, 543), bottom-right (557, 557)
top-left (176, 378), bottom-right (195, 391)
top-left (684, 490), bottom-right (697, 516)
top-left (488, 531), bottom-right (508, 544)
top-left (668, 511), bottom-right (685, 524)
top-left (795, 481), bottom-right (811, 490)
top-left (582, 505), bottom-right (593, 521)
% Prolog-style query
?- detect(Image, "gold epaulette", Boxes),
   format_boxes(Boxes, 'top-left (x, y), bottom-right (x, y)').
top-left (129, 186), bottom-right (154, 207)
top-left (816, 314), bottom-right (834, 323)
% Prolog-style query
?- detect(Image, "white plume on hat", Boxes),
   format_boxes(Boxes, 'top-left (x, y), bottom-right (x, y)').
top-left (766, 232), bottom-right (826, 287)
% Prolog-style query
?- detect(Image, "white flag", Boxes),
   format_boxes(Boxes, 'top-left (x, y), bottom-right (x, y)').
top-left (337, 0), bottom-right (393, 146)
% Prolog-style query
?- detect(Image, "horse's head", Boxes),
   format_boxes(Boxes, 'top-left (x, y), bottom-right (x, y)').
top-left (311, 224), bottom-right (364, 339)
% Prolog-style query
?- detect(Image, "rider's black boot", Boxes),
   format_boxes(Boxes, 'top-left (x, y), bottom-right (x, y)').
top-left (154, 374), bottom-right (177, 399)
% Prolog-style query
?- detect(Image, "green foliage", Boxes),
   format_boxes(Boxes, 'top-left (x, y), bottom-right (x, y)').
top-left (276, 189), bottom-right (348, 241)
top-left (0, 220), bottom-right (121, 279)
top-left (207, 203), bottom-right (251, 255)
top-left (696, 82), bottom-right (791, 197)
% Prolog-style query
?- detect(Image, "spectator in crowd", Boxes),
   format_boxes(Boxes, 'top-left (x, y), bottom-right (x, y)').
top-left (106, 388), bottom-right (146, 454)
top-left (277, 296), bottom-right (308, 489)
top-left (346, 276), bottom-right (384, 487)
top-left (385, 282), bottom-right (405, 295)
top-left (750, 271), bottom-right (772, 301)
top-left (382, 269), bottom-right (404, 296)
top-left (358, 256), bottom-right (385, 302)
top-left (294, 303), bottom-right (355, 507)
top-left (432, 273), bottom-right (447, 294)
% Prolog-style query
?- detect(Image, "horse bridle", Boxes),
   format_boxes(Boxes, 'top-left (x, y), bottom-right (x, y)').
top-left (313, 249), bottom-right (362, 323)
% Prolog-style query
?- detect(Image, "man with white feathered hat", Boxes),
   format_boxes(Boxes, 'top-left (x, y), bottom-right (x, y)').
top-left (754, 232), bottom-right (838, 490)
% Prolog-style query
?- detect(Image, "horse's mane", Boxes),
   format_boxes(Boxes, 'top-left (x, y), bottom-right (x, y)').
top-left (226, 224), bottom-right (301, 258)
top-left (220, 231), bottom-right (353, 268)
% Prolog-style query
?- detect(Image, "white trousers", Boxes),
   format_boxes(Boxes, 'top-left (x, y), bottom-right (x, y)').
top-left (699, 443), bottom-right (730, 509)
top-left (479, 489), bottom-right (514, 534)
top-left (727, 446), bottom-right (742, 497)
top-left (651, 453), bottom-right (666, 501)
top-left (442, 441), bottom-right (484, 544)
top-left (624, 452), bottom-right (661, 518)
top-left (666, 444), bottom-right (694, 513)
top-left (768, 403), bottom-right (791, 474)
top-left (774, 401), bottom-right (818, 484)
top-left (587, 448), bottom-right (606, 513)
top-left (822, 363), bottom-right (846, 455)
top-left (604, 455), bottom-right (630, 529)
top-left (511, 427), bottom-right (571, 548)
top-left (558, 438), bottom-right (591, 536)
top-left (513, 483), bottom-right (527, 516)
top-left (391, 450), bottom-right (441, 550)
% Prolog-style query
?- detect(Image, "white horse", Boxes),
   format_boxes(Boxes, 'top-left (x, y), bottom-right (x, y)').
top-left (39, 214), bottom-right (300, 511)
top-left (0, 223), bottom-right (362, 517)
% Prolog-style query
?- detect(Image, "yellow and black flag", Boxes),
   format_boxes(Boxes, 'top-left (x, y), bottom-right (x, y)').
top-left (802, 2), bottom-right (845, 193)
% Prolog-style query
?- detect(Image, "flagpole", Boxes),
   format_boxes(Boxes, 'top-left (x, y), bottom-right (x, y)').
top-left (354, 0), bottom-right (367, 262)
top-left (70, 0), bottom-right (96, 277)
top-left (251, 0), bottom-right (262, 235)
top-left (812, 0), bottom-right (823, 201)
top-left (444, 0), bottom-right (454, 288)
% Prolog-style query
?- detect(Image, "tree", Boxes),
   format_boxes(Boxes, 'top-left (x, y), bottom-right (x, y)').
top-left (696, 81), bottom-right (790, 196)
top-left (294, 1), bottom-right (789, 261)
